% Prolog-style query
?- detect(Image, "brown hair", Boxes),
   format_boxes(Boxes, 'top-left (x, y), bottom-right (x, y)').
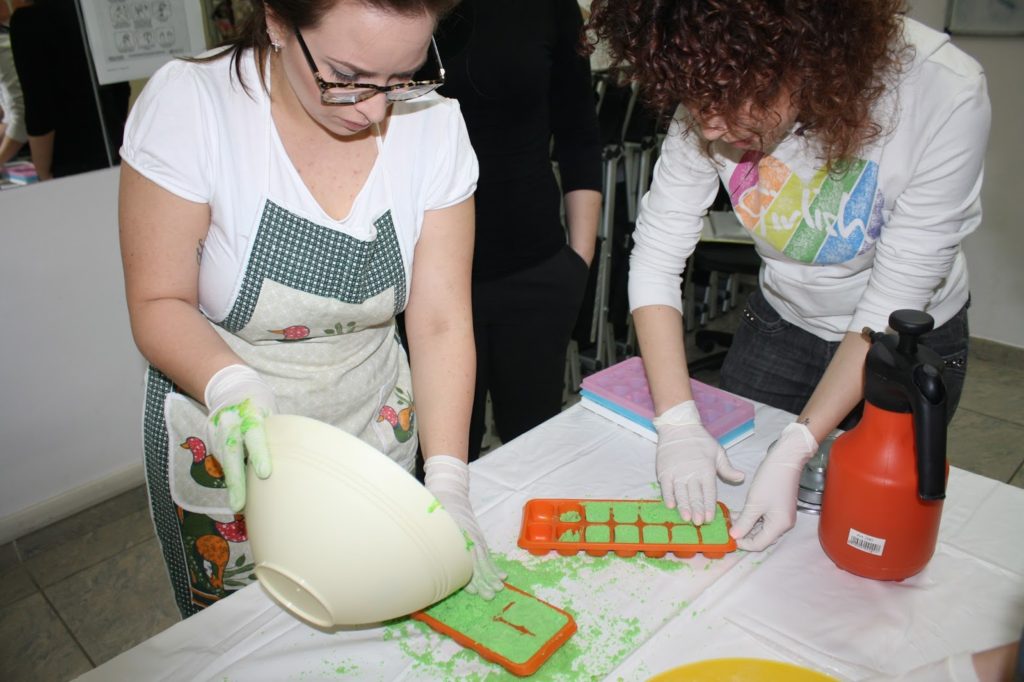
top-left (586, 0), bottom-right (909, 167)
top-left (200, 0), bottom-right (459, 93)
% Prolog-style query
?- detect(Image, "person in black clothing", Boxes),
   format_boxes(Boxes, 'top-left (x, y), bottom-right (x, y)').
top-left (10, 0), bottom-right (130, 179)
top-left (436, 0), bottom-right (602, 459)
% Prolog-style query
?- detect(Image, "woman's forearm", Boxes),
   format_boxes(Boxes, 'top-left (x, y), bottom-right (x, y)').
top-left (0, 134), bottom-right (25, 165)
top-left (27, 130), bottom-right (53, 179)
top-left (564, 188), bottom-right (601, 265)
top-left (120, 163), bottom-right (240, 403)
top-left (798, 331), bottom-right (871, 441)
top-left (404, 198), bottom-right (476, 461)
top-left (128, 297), bottom-right (243, 404)
top-left (407, 315), bottom-right (476, 461)
top-left (633, 304), bottom-right (695, 415)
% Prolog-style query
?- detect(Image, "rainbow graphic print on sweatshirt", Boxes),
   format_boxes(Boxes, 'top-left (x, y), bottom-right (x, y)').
top-left (728, 151), bottom-right (884, 265)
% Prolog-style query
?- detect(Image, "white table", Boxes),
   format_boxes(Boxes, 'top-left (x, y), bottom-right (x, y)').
top-left (78, 402), bottom-right (1024, 681)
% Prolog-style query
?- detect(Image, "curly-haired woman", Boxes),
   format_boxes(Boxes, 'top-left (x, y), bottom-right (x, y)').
top-left (587, 1), bottom-right (990, 551)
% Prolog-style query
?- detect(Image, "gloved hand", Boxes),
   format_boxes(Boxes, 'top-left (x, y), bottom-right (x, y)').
top-left (205, 364), bottom-right (277, 513)
top-left (729, 422), bottom-right (818, 551)
top-left (424, 455), bottom-right (507, 600)
top-left (653, 400), bottom-right (745, 524)
top-left (860, 651), bottom-right (980, 681)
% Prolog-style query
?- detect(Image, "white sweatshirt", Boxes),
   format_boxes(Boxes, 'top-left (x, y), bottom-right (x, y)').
top-left (628, 19), bottom-right (990, 342)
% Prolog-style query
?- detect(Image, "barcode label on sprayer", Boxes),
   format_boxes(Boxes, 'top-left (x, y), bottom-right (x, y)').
top-left (847, 529), bottom-right (886, 556)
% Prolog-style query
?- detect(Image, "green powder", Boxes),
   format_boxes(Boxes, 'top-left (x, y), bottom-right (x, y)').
top-left (583, 502), bottom-right (610, 523)
top-left (383, 552), bottom-right (692, 680)
top-left (638, 502), bottom-right (683, 524)
top-left (613, 525), bottom-right (639, 543)
top-left (558, 511), bottom-right (581, 522)
top-left (670, 525), bottom-right (699, 544)
top-left (558, 529), bottom-right (581, 543)
top-left (610, 502), bottom-right (639, 523)
top-left (421, 588), bottom-right (570, 665)
top-left (585, 525), bottom-right (610, 543)
top-left (693, 505), bottom-right (729, 544)
top-left (642, 525), bottom-right (669, 544)
top-left (699, 520), bottom-right (729, 544)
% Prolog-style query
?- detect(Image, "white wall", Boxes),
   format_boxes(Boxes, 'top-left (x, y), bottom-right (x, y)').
top-left (908, 1), bottom-right (1024, 347)
top-left (0, 3), bottom-right (1021, 539)
top-left (953, 36), bottom-right (1024, 347)
top-left (0, 168), bottom-right (147, 542)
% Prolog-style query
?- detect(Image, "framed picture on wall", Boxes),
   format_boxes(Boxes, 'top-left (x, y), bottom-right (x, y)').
top-left (947, 0), bottom-right (1024, 36)
top-left (79, 0), bottom-right (209, 84)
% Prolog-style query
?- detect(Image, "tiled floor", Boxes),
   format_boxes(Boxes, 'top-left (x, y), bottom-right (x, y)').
top-left (2, 306), bottom-right (1022, 681)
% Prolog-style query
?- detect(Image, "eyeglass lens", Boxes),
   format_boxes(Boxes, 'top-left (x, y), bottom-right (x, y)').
top-left (320, 83), bottom-right (441, 104)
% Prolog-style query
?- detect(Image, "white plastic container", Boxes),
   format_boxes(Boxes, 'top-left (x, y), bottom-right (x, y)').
top-left (245, 415), bottom-right (472, 627)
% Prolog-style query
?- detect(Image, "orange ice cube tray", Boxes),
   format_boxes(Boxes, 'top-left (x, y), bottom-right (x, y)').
top-left (518, 499), bottom-right (737, 559)
top-left (412, 582), bottom-right (576, 677)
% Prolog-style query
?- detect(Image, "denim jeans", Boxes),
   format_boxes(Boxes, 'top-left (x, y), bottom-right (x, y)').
top-left (719, 288), bottom-right (969, 428)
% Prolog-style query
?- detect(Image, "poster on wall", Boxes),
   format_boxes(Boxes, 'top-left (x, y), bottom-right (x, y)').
top-left (947, 0), bottom-right (1024, 35)
top-left (79, 0), bottom-right (209, 85)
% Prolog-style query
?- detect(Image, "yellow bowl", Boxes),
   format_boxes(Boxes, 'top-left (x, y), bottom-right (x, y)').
top-left (245, 415), bottom-right (472, 627)
top-left (648, 658), bottom-right (838, 681)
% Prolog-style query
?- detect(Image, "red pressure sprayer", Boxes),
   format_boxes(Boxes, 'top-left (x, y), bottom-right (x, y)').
top-left (819, 310), bottom-right (948, 581)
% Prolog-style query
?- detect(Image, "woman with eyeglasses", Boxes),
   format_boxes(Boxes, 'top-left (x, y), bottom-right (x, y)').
top-left (587, 0), bottom-right (989, 551)
top-left (119, 0), bottom-right (505, 618)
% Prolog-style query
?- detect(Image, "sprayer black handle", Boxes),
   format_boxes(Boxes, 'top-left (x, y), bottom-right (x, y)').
top-left (912, 364), bottom-right (947, 500)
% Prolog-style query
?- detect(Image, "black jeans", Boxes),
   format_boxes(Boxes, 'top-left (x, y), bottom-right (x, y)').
top-left (469, 244), bottom-right (591, 460)
top-left (719, 288), bottom-right (969, 428)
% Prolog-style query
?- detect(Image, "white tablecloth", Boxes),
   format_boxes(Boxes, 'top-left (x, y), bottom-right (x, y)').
top-left (78, 403), bottom-right (1024, 681)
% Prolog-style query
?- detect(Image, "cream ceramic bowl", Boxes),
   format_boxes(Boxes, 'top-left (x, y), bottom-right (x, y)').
top-left (244, 415), bottom-right (473, 627)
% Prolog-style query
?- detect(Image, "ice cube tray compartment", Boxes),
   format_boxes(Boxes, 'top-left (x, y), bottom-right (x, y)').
top-left (518, 499), bottom-right (737, 559)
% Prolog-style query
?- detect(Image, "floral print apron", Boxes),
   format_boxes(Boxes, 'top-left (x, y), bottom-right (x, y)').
top-left (143, 139), bottom-right (417, 618)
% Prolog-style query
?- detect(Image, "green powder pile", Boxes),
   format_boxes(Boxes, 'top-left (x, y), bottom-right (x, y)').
top-left (558, 529), bottom-right (581, 543)
top-left (582, 502), bottom-right (610, 523)
top-left (382, 552), bottom-right (693, 680)
top-left (642, 525), bottom-right (669, 544)
top-left (421, 588), bottom-right (571, 665)
top-left (558, 510), bottom-right (581, 522)
top-left (610, 502), bottom-right (639, 523)
top-left (613, 525), bottom-right (639, 543)
top-left (585, 525), bottom-right (610, 542)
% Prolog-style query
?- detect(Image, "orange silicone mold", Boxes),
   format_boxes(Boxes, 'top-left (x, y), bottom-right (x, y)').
top-left (412, 582), bottom-right (577, 677)
top-left (518, 499), bottom-right (737, 559)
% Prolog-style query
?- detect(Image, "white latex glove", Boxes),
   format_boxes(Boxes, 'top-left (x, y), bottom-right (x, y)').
top-left (205, 364), bottom-right (277, 513)
top-left (423, 455), bottom-right (507, 600)
top-left (861, 652), bottom-right (980, 681)
top-left (730, 422), bottom-right (817, 551)
top-left (653, 400), bottom-right (745, 524)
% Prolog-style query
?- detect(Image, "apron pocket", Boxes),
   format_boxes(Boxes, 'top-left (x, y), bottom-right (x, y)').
top-left (165, 393), bottom-right (234, 515)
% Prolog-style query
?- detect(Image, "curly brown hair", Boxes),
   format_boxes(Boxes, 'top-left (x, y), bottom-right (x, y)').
top-left (586, 0), bottom-right (910, 167)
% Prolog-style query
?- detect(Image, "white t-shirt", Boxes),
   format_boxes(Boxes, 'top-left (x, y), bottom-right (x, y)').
top-left (628, 19), bottom-right (990, 341)
top-left (121, 49), bottom-right (478, 322)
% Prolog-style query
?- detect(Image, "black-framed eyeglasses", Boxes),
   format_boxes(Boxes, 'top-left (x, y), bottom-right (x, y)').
top-left (293, 27), bottom-right (445, 105)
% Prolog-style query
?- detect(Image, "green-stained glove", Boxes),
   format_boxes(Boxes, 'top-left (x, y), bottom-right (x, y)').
top-left (204, 364), bottom-right (277, 512)
top-left (424, 455), bottom-right (506, 600)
